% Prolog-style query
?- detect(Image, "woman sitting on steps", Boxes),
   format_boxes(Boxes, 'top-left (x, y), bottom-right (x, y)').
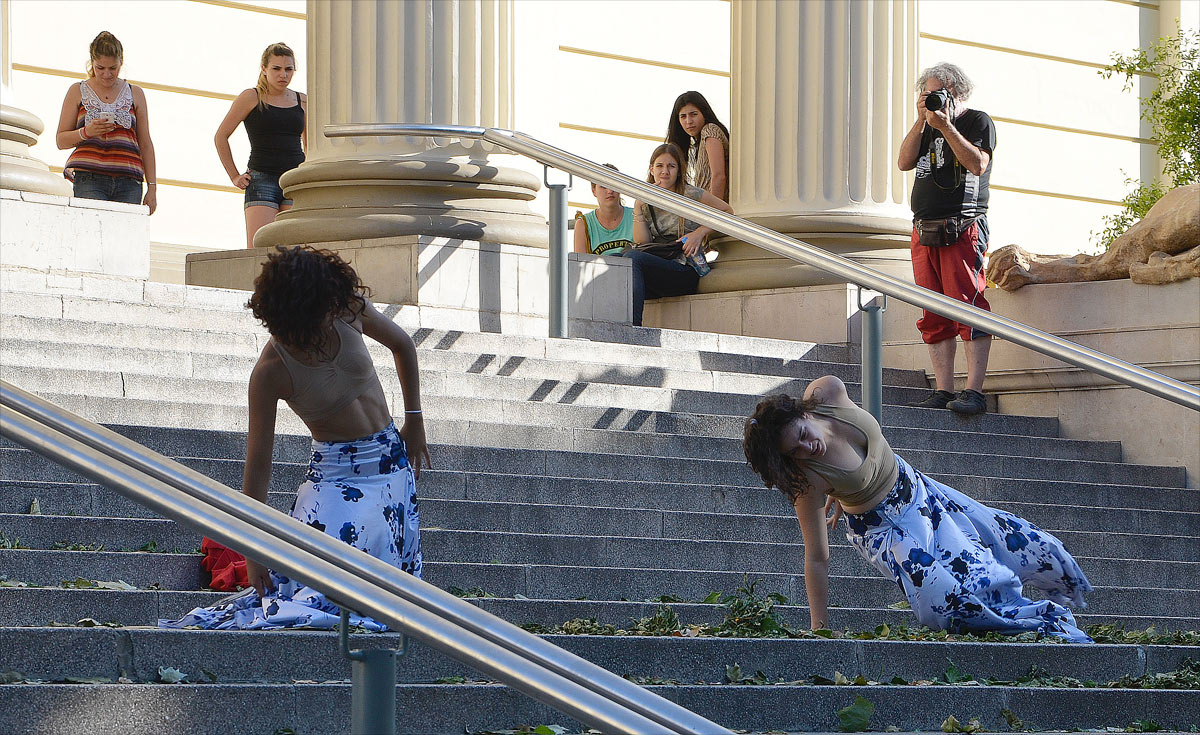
top-left (743, 375), bottom-right (1094, 642)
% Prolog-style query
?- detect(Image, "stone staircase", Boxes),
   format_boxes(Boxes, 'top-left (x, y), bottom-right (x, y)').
top-left (0, 272), bottom-right (1198, 734)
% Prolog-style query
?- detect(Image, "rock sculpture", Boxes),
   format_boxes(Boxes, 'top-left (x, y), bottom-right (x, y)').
top-left (986, 184), bottom-right (1199, 290)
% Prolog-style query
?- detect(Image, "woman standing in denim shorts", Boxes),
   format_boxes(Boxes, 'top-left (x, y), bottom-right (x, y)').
top-left (55, 31), bottom-right (157, 213)
top-left (215, 42), bottom-right (306, 248)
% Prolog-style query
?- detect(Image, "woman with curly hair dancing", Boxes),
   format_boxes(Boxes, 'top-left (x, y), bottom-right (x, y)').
top-left (743, 375), bottom-right (1093, 642)
top-left (162, 246), bottom-right (429, 630)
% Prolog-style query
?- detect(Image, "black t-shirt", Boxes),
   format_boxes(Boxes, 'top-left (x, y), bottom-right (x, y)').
top-left (910, 109), bottom-right (996, 220)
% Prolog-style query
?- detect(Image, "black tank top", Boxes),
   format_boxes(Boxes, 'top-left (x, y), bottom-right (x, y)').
top-left (244, 98), bottom-right (305, 176)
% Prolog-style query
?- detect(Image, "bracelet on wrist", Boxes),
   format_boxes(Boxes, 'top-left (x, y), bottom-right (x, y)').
top-left (145, 182), bottom-right (157, 187)
top-left (404, 409), bottom-right (423, 414)
top-left (78, 128), bottom-right (87, 141)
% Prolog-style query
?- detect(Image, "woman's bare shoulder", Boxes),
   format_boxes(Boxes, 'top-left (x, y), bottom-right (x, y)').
top-left (803, 375), bottom-right (852, 406)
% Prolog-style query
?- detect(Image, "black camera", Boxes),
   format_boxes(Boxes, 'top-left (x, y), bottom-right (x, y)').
top-left (925, 89), bottom-right (951, 112)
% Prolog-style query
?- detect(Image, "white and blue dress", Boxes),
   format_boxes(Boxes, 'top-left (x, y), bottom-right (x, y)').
top-left (811, 403), bottom-right (1093, 642)
top-left (161, 315), bottom-right (422, 631)
top-left (160, 423), bottom-right (422, 631)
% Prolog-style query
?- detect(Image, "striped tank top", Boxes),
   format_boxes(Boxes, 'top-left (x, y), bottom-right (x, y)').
top-left (64, 80), bottom-right (145, 182)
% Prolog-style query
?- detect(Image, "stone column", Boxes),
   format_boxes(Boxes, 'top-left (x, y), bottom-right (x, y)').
top-left (0, 0), bottom-right (71, 196)
top-left (257, 0), bottom-right (543, 248)
top-left (708, 0), bottom-right (917, 291)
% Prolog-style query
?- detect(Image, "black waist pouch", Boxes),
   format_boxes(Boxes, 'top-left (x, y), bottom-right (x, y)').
top-left (915, 216), bottom-right (976, 247)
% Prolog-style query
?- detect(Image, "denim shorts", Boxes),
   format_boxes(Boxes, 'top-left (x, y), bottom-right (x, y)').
top-left (72, 170), bottom-right (142, 205)
top-left (244, 169), bottom-right (292, 210)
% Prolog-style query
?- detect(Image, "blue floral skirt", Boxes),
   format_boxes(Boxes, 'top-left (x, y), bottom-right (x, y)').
top-left (159, 422), bottom-right (422, 631)
top-left (845, 455), bottom-right (1093, 642)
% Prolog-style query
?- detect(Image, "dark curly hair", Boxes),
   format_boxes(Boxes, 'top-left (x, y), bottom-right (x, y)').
top-left (743, 393), bottom-right (819, 504)
top-left (247, 246), bottom-right (370, 354)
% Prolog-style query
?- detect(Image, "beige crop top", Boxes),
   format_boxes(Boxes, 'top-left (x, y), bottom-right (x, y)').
top-left (270, 317), bottom-right (383, 423)
top-left (802, 402), bottom-right (899, 507)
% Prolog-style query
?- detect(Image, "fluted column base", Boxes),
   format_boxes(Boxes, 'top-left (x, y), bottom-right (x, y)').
top-left (702, 210), bottom-right (914, 293)
top-left (0, 104), bottom-right (72, 197)
top-left (254, 153), bottom-right (544, 249)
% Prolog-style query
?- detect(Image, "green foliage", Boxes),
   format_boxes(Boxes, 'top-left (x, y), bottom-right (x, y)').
top-left (628, 605), bottom-right (681, 636)
top-left (60, 577), bottom-right (137, 590)
top-left (1085, 623), bottom-right (1200, 646)
top-left (837, 695), bottom-right (875, 732)
top-left (942, 661), bottom-right (972, 684)
top-left (1000, 708), bottom-right (1027, 731)
top-left (0, 531), bottom-right (28, 550)
top-left (1111, 657), bottom-right (1200, 690)
top-left (707, 577), bottom-right (795, 638)
top-left (941, 715), bottom-right (983, 733)
top-left (1092, 178), bottom-right (1166, 252)
top-left (1095, 26), bottom-right (1199, 248)
top-left (53, 542), bottom-right (104, 552)
top-left (557, 618), bottom-right (619, 636)
top-left (447, 586), bottom-right (496, 599)
top-left (1126, 721), bottom-right (1165, 733)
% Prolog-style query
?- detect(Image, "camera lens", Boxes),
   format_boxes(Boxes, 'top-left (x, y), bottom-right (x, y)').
top-left (926, 89), bottom-right (948, 112)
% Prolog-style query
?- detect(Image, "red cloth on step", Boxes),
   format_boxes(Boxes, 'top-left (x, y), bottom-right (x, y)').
top-left (201, 537), bottom-right (248, 591)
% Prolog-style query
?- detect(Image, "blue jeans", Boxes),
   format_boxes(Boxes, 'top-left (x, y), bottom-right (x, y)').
top-left (621, 249), bottom-right (700, 326)
top-left (72, 170), bottom-right (142, 205)
top-left (244, 169), bottom-right (292, 210)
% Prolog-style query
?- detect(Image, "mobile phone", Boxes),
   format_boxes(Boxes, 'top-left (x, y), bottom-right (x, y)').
top-left (97, 111), bottom-right (116, 124)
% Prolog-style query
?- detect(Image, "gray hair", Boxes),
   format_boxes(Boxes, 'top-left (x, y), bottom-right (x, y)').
top-left (916, 62), bottom-right (974, 102)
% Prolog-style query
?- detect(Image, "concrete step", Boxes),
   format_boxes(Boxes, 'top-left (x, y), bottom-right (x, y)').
top-left (0, 366), bottom-right (1064, 439)
top-left (4, 477), bottom-right (1198, 560)
top-left (16, 379), bottom-right (943, 437)
top-left (2, 626), bottom-right (1194, 688)
top-left (7, 456), bottom-right (1197, 522)
top-left (1, 440), bottom-right (1185, 494)
top-left (3, 548), bottom-right (1195, 620)
top-left (0, 280), bottom-right (873, 365)
top-left (7, 465), bottom-right (1199, 529)
top-left (0, 680), bottom-right (1196, 735)
top-left (3, 586), bottom-right (1195, 635)
top-left (3, 513), bottom-right (1197, 591)
top-left (1, 313), bottom-right (878, 385)
top-left (0, 401), bottom-right (1113, 464)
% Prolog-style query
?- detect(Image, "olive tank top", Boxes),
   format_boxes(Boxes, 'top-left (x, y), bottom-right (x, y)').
top-left (270, 317), bottom-right (383, 423)
top-left (802, 403), bottom-right (899, 507)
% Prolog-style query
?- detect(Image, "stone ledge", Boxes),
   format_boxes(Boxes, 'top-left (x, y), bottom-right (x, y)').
top-left (0, 195), bottom-right (149, 279)
top-left (187, 236), bottom-right (633, 330)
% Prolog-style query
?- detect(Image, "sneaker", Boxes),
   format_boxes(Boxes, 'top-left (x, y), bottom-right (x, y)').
top-left (947, 389), bottom-right (987, 415)
top-left (909, 390), bottom-right (956, 409)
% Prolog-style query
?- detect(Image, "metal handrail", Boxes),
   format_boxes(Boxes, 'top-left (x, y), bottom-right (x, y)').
top-left (325, 122), bottom-right (1199, 412)
top-left (0, 381), bottom-right (731, 735)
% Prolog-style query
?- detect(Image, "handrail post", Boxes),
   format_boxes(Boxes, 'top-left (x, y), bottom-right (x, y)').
top-left (545, 166), bottom-right (571, 339)
top-left (340, 608), bottom-right (404, 735)
top-left (857, 287), bottom-right (886, 423)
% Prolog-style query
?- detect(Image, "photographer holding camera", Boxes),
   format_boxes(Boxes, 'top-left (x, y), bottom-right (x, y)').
top-left (898, 63), bottom-right (997, 415)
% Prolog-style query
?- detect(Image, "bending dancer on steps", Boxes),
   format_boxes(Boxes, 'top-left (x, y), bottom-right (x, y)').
top-left (161, 245), bottom-right (430, 630)
top-left (742, 375), bottom-right (1093, 642)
